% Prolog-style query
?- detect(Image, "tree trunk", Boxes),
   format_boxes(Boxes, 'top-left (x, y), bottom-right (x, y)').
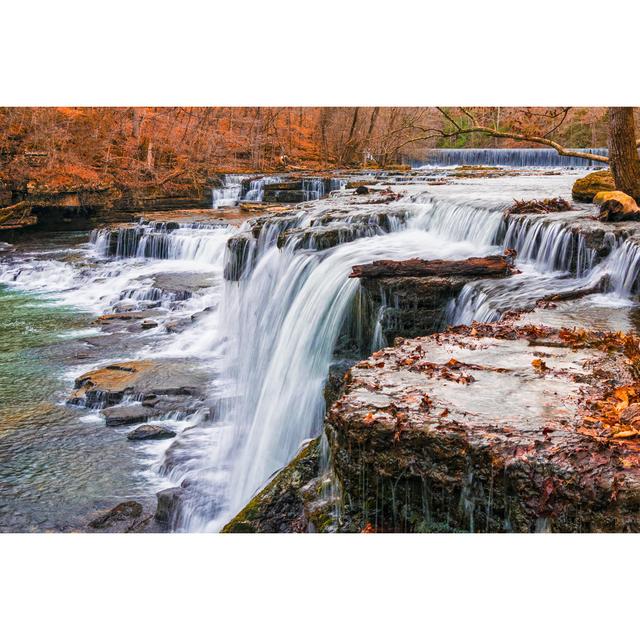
top-left (607, 107), bottom-right (640, 200)
top-left (343, 107), bottom-right (360, 164)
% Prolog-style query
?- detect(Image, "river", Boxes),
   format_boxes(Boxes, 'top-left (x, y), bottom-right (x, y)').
top-left (2, 165), bottom-right (639, 531)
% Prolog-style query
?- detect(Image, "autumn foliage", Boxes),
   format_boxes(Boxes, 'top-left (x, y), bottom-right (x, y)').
top-left (0, 107), bottom-right (616, 193)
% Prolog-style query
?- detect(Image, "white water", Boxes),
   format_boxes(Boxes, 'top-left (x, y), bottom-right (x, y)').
top-left (3, 170), bottom-right (640, 532)
top-left (413, 147), bottom-right (608, 168)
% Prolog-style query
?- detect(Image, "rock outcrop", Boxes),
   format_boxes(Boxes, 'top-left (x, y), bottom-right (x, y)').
top-left (69, 359), bottom-right (209, 428)
top-left (325, 324), bottom-right (640, 532)
top-left (354, 255), bottom-right (517, 344)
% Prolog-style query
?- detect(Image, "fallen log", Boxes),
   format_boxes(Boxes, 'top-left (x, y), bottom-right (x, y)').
top-left (349, 254), bottom-right (516, 279)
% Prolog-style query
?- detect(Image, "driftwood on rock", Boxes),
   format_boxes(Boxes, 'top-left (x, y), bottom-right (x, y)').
top-left (349, 254), bottom-right (516, 279)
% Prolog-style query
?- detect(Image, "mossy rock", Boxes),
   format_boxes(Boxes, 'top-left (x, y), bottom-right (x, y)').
top-left (222, 439), bottom-right (321, 533)
top-left (572, 170), bottom-right (615, 202)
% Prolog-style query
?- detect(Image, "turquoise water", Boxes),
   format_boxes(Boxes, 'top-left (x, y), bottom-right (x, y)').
top-left (0, 234), bottom-right (159, 531)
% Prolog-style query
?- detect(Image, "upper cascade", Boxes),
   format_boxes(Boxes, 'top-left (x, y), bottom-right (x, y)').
top-left (412, 147), bottom-right (608, 168)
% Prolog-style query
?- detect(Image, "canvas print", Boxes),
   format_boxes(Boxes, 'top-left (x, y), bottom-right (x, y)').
top-left (1, 106), bottom-right (639, 533)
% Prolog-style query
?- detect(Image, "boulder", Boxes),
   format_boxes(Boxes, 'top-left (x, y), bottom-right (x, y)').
top-left (325, 324), bottom-right (640, 532)
top-left (572, 169), bottom-right (615, 202)
top-left (102, 403), bottom-right (159, 427)
top-left (594, 190), bottom-right (640, 221)
top-left (87, 501), bottom-right (145, 532)
top-left (127, 424), bottom-right (177, 440)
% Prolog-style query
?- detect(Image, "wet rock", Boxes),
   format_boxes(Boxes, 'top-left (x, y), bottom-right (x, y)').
top-left (88, 501), bottom-right (144, 532)
top-left (360, 276), bottom-right (466, 344)
top-left (263, 189), bottom-right (307, 203)
top-left (141, 319), bottom-right (159, 330)
top-left (149, 271), bottom-right (215, 298)
top-left (155, 487), bottom-right (184, 525)
top-left (224, 233), bottom-right (253, 280)
top-left (326, 324), bottom-right (640, 532)
top-left (346, 180), bottom-right (375, 190)
top-left (222, 439), bottom-right (321, 533)
top-left (572, 169), bottom-right (615, 202)
top-left (102, 403), bottom-right (159, 427)
top-left (69, 359), bottom-right (209, 408)
top-left (350, 255), bottom-right (516, 279)
top-left (263, 181), bottom-right (302, 191)
top-left (354, 185), bottom-right (370, 195)
top-left (190, 306), bottom-right (216, 323)
top-left (128, 424), bottom-right (176, 440)
top-left (325, 359), bottom-right (357, 409)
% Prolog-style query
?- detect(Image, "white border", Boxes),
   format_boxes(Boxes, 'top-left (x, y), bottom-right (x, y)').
top-left (1, 1), bottom-right (638, 637)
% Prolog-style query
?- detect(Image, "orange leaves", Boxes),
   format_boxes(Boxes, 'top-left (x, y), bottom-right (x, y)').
top-left (582, 385), bottom-right (640, 440)
top-left (531, 358), bottom-right (548, 372)
top-left (363, 412), bottom-right (375, 425)
top-left (361, 523), bottom-right (375, 533)
top-left (612, 429), bottom-right (640, 439)
top-left (613, 386), bottom-right (636, 413)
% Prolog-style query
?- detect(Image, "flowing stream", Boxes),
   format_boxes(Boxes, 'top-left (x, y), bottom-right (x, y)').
top-left (2, 167), bottom-right (640, 531)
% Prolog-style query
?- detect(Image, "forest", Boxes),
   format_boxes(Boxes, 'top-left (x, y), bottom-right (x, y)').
top-left (0, 107), bottom-right (614, 187)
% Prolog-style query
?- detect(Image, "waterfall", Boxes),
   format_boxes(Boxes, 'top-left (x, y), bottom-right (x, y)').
top-left (91, 221), bottom-right (231, 262)
top-left (301, 178), bottom-right (347, 200)
top-left (172, 197), bottom-right (513, 530)
top-left (412, 147), bottom-right (609, 168)
top-left (81, 183), bottom-right (640, 532)
top-left (243, 176), bottom-right (283, 201)
top-left (212, 175), bottom-right (247, 208)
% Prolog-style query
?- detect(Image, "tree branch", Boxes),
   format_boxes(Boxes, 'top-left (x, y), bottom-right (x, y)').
top-left (433, 108), bottom-right (610, 163)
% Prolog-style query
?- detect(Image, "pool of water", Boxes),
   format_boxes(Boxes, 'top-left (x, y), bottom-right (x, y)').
top-left (0, 233), bottom-right (171, 531)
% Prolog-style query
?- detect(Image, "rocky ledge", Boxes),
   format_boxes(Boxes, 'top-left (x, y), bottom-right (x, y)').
top-left (353, 255), bottom-right (516, 344)
top-left (69, 359), bottom-right (209, 424)
top-left (325, 324), bottom-right (640, 533)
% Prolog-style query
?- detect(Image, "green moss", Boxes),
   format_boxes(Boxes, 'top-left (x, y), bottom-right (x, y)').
top-left (572, 170), bottom-right (615, 202)
top-left (221, 439), bottom-right (320, 533)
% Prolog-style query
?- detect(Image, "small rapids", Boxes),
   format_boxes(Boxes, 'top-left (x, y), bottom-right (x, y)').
top-left (3, 170), bottom-right (640, 532)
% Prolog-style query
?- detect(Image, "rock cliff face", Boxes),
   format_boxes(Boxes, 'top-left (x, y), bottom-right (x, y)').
top-left (355, 255), bottom-right (516, 344)
top-left (325, 324), bottom-right (640, 532)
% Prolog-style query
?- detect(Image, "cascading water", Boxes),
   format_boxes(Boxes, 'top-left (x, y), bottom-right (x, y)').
top-left (5, 169), bottom-right (640, 533)
top-left (212, 175), bottom-right (248, 208)
top-left (412, 147), bottom-right (609, 168)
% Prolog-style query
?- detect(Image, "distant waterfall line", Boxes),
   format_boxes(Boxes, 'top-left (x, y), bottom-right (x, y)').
top-left (410, 147), bottom-right (608, 168)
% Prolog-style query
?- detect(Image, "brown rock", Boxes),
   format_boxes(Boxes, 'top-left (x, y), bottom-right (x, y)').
top-left (572, 170), bottom-right (615, 202)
